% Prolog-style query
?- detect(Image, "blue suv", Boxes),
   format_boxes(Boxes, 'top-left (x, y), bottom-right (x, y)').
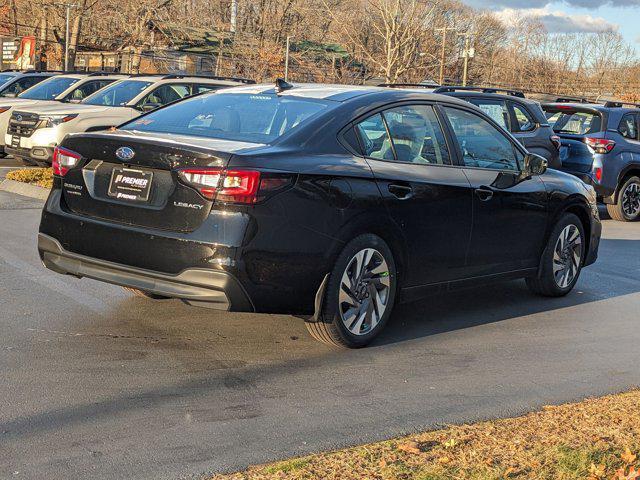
top-left (543, 99), bottom-right (640, 221)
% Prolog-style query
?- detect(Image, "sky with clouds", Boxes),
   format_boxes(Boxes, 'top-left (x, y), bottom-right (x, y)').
top-left (462, 0), bottom-right (640, 47)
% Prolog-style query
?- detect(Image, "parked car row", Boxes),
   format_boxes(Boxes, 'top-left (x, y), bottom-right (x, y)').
top-left (0, 70), bottom-right (254, 164)
top-left (4, 72), bottom-right (634, 224)
top-left (35, 79), bottom-right (602, 347)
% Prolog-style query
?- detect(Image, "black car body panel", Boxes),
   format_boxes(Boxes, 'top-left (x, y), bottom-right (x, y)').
top-left (38, 85), bottom-right (601, 316)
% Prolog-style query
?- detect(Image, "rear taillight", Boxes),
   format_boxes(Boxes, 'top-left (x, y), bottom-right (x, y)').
top-left (177, 168), bottom-right (222, 199)
top-left (52, 146), bottom-right (81, 176)
top-left (584, 137), bottom-right (615, 154)
top-left (218, 170), bottom-right (261, 203)
top-left (550, 135), bottom-right (561, 150)
top-left (178, 168), bottom-right (262, 204)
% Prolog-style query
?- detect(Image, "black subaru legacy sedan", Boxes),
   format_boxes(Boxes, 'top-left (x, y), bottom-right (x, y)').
top-left (38, 82), bottom-right (601, 348)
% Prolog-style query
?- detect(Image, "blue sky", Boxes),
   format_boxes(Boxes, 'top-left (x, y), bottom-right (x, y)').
top-left (463, 1), bottom-right (640, 48)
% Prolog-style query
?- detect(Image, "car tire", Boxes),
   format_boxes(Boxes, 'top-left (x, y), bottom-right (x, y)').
top-left (122, 287), bottom-right (168, 299)
top-left (606, 176), bottom-right (640, 222)
top-left (305, 234), bottom-right (397, 348)
top-left (526, 213), bottom-right (585, 297)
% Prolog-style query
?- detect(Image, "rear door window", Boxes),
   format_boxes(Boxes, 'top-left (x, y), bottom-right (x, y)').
top-left (65, 79), bottom-right (114, 102)
top-left (467, 98), bottom-right (510, 130)
top-left (443, 106), bottom-right (519, 171)
top-left (136, 84), bottom-right (191, 110)
top-left (618, 114), bottom-right (639, 140)
top-left (355, 113), bottom-right (392, 161)
top-left (510, 103), bottom-right (536, 132)
top-left (381, 105), bottom-right (450, 164)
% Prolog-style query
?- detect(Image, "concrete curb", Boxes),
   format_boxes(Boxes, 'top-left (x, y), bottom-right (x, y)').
top-left (0, 179), bottom-right (49, 201)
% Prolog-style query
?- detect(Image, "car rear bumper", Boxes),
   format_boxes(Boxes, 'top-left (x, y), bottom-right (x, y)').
top-left (38, 233), bottom-right (255, 312)
top-left (5, 145), bottom-right (54, 164)
top-left (560, 168), bottom-right (614, 199)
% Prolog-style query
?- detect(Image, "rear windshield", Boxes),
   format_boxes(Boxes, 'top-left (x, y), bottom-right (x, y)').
top-left (83, 80), bottom-right (153, 106)
top-left (18, 77), bottom-right (80, 100)
top-left (121, 92), bottom-right (332, 143)
top-left (545, 108), bottom-right (602, 135)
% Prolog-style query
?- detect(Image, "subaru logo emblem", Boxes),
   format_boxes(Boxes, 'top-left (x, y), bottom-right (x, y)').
top-left (15, 114), bottom-right (22, 122)
top-left (115, 146), bottom-right (135, 161)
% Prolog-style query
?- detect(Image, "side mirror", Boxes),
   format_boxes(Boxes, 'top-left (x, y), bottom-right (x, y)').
top-left (523, 153), bottom-right (547, 177)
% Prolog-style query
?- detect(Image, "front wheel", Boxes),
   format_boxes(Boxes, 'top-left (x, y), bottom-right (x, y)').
top-left (606, 176), bottom-right (640, 222)
top-left (526, 213), bottom-right (585, 297)
top-left (306, 234), bottom-right (397, 348)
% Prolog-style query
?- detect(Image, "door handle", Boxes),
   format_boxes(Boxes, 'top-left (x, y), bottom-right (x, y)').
top-left (474, 187), bottom-right (494, 202)
top-left (388, 184), bottom-right (413, 199)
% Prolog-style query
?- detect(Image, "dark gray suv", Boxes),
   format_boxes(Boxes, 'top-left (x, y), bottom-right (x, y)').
top-left (433, 87), bottom-right (561, 169)
top-left (543, 99), bottom-right (640, 222)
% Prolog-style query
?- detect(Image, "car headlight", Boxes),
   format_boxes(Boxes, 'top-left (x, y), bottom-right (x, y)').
top-left (41, 114), bottom-right (78, 128)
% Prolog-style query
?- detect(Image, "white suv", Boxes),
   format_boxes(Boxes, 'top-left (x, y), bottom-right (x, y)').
top-left (0, 72), bottom-right (127, 158)
top-left (5, 74), bottom-right (254, 165)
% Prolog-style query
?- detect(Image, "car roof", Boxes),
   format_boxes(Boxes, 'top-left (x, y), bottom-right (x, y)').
top-left (130, 75), bottom-right (252, 86)
top-left (13, 71), bottom-right (59, 77)
top-left (217, 83), bottom-right (385, 101)
top-left (216, 82), bottom-right (488, 104)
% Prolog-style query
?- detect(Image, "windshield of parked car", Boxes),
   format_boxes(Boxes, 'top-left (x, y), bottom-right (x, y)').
top-left (121, 92), bottom-right (332, 143)
top-left (83, 80), bottom-right (153, 106)
top-left (18, 77), bottom-right (80, 100)
top-left (0, 74), bottom-right (16, 85)
top-left (545, 108), bottom-right (602, 135)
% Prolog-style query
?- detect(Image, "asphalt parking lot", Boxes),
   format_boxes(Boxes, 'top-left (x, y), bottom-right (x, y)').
top-left (1, 173), bottom-right (640, 480)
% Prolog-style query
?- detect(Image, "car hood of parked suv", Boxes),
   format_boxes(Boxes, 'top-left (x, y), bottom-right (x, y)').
top-left (0, 97), bottom-right (52, 108)
top-left (15, 102), bottom-right (128, 116)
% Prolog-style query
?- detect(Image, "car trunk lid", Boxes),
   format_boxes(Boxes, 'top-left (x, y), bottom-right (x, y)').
top-left (60, 131), bottom-right (266, 232)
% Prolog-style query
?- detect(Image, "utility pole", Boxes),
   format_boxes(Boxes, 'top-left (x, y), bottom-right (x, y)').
top-left (284, 35), bottom-right (291, 81)
top-left (230, 0), bottom-right (237, 33)
top-left (459, 32), bottom-right (474, 87)
top-left (435, 27), bottom-right (456, 85)
top-left (63, 3), bottom-right (76, 71)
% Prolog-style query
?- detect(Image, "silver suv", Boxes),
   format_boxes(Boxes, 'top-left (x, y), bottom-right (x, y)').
top-left (0, 72), bottom-right (127, 159)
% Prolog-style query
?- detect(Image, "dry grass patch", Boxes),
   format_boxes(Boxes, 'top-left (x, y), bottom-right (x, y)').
top-left (6, 168), bottom-right (53, 189)
top-left (212, 390), bottom-right (640, 480)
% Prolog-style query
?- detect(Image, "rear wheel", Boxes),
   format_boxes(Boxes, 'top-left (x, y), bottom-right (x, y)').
top-left (526, 213), bottom-right (585, 297)
top-left (607, 176), bottom-right (640, 222)
top-left (122, 287), bottom-right (168, 299)
top-left (305, 234), bottom-right (397, 348)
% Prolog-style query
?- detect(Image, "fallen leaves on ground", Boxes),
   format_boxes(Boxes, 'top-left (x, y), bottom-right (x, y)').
top-left (6, 168), bottom-right (53, 189)
top-left (211, 390), bottom-right (640, 480)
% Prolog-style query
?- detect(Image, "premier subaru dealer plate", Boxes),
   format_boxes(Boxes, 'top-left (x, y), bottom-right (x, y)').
top-left (107, 167), bottom-right (153, 202)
